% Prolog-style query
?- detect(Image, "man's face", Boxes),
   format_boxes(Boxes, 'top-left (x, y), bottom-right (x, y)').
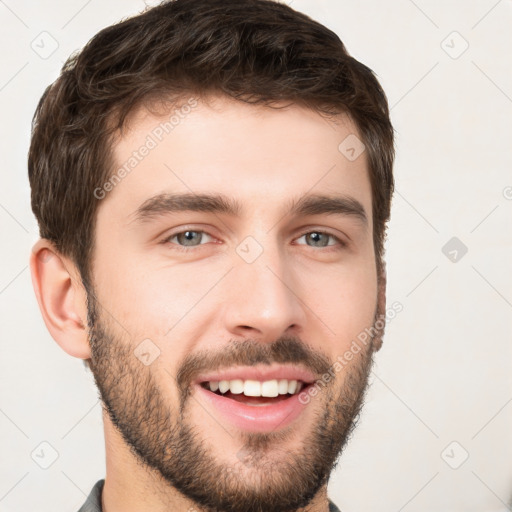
top-left (87, 95), bottom-right (383, 512)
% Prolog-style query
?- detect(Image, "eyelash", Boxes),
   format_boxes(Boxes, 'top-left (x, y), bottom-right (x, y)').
top-left (162, 228), bottom-right (346, 253)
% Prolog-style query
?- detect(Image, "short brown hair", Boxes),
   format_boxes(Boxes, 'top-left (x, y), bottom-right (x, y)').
top-left (28, 0), bottom-right (394, 288)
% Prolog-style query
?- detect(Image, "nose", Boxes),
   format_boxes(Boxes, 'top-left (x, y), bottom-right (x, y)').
top-left (221, 241), bottom-right (307, 342)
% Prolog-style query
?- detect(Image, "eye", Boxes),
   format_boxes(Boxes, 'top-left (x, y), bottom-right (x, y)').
top-left (164, 229), bottom-right (215, 249)
top-left (162, 228), bottom-right (345, 253)
top-left (294, 230), bottom-right (345, 249)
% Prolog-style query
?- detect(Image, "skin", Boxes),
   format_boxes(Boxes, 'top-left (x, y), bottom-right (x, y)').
top-left (31, 94), bottom-right (386, 512)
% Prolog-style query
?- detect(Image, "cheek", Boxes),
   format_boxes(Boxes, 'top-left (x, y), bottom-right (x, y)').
top-left (94, 254), bottom-right (220, 339)
top-left (302, 260), bottom-right (378, 348)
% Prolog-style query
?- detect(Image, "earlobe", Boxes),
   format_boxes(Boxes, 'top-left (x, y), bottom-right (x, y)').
top-left (30, 239), bottom-right (91, 359)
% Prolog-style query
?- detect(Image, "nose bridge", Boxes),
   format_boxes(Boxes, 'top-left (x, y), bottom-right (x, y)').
top-left (224, 232), bottom-right (305, 338)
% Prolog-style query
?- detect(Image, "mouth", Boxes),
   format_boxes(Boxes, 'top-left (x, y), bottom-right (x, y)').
top-left (194, 372), bottom-right (316, 432)
top-left (198, 379), bottom-right (310, 406)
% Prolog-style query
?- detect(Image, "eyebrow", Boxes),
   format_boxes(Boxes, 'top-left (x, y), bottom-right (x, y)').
top-left (131, 192), bottom-right (368, 227)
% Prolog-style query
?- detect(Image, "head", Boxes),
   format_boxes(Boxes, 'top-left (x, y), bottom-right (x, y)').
top-left (29, 1), bottom-right (394, 511)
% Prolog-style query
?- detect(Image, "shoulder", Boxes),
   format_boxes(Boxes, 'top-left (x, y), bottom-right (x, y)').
top-left (328, 498), bottom-right (342, 512)
top-left (76, 479), bottom-right (104, 512)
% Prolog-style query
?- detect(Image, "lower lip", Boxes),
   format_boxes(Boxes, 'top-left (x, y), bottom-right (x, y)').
top-left (195, 384), bottom-right (312, 433)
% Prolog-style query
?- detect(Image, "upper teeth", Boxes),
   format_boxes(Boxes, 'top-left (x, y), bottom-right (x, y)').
top-left (207, 379), bottom-right (304, 397)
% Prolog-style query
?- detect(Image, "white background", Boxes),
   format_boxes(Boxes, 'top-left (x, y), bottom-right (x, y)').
top-left (0, 1), bottom-right (511, 511)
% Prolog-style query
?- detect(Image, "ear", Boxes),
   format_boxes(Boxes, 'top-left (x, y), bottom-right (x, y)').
top-left (372, 263), bottom-right (387, 353)
top-left (30, 239), bottom-right (91, 359)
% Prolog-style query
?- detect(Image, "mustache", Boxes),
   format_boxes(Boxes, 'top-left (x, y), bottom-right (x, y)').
top-left (176, 336), bottom-right (332, 397)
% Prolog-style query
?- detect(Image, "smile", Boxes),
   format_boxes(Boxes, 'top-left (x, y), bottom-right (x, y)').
top-left (193, 367), bottom-right (314, 432)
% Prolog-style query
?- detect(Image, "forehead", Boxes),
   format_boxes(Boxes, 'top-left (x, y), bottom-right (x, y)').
top-left (101, 94), bottom-right (372, 224)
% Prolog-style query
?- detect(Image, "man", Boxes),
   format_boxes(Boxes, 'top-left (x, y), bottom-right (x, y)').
top-left (28, 0), bottom-right (394, 510)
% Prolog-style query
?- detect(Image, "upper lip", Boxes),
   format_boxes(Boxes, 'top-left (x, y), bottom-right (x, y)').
top-left (194, 365), bottom-right (317, 385)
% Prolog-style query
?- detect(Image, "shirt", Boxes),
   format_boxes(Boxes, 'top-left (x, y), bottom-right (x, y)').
top-left (77, 479), bottom-right (342, 512)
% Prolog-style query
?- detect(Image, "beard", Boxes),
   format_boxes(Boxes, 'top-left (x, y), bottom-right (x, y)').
top-left (86, 291), bottom-right (380, 512)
